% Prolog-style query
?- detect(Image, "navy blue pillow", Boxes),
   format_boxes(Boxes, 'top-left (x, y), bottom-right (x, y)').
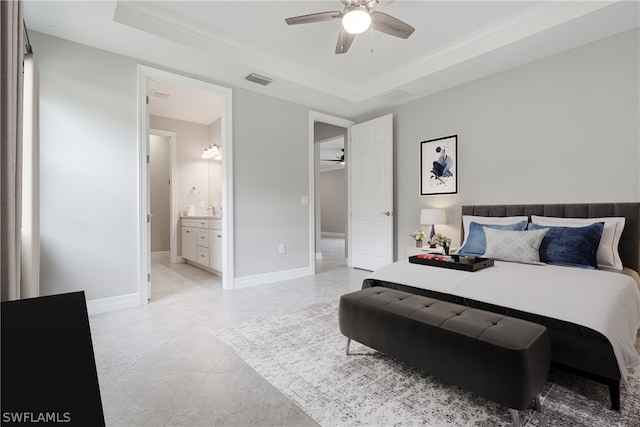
top-left (528, 222), bottom-right (604, 269)
top-left (458, 221), bottom-right (527, 256)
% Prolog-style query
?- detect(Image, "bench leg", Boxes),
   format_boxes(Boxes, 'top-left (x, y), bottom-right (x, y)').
top-left (532, 394), bottom-right (542, 412)
top-left (609, 381), bottom-right (620, 411)
top-left (509, 409), bottom-right (522, 427)
top-left (509, 394), bottom-right (541, 427)
top-left (345, 338), bottom-right (351, 355)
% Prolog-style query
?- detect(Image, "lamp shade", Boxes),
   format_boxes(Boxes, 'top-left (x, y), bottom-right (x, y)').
top-left (420, 208), bottom-right (446, 225)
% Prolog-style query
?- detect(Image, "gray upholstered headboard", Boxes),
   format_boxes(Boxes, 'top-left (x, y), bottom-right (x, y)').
top-left (461, 203), bottom-right (640, 273)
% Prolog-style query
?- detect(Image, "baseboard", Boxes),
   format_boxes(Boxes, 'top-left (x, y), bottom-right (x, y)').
top-left (321, 232), bottom-right (345, 238)
top-left (86, 293), bottom-right (139, 316)
top-left (151, 251), bottom-right (169, 259)
top-left (233, 266), bottom-right (313, 289)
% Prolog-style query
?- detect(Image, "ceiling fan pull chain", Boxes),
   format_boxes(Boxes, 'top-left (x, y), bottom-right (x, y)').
top-left (369, 25), bottom-right (374, 53)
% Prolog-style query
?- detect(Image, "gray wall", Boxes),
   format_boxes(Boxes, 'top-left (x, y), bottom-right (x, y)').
top-left (149, 134), bottom-right (171, 252)
top-left (35, 33), bottom-right (139, 300)
top-left (233, 89), bottom-right (310, 276)
top-left (149, 115), bottom-right (210, 215)
top-left (208, 118), bottom-right (223, 214)
top-left (33, 31), bottom-right (312, 300)
top-left (32, 27), bottom-right (639, 301)
top-left (314, 122), bottom-right (347, 141)
top-left (320, 169), bottom-right (347, 235)
top-left (362, 29), bottom-right (640, 257)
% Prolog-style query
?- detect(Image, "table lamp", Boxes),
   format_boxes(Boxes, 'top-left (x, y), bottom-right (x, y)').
top-left (420, 208), bottom-right (447, 247)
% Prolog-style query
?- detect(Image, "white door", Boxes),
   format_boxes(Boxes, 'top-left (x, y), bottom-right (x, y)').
top-left (350, 114), bottom-right (394, 271)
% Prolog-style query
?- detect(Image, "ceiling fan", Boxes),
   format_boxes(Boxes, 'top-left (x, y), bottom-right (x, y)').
top-left (285, 0), bottom-right (415, 54)
top-left (321, 149), bottom-right (345, 164)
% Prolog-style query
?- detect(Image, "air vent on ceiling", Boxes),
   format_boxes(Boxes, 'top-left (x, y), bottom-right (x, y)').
top-left (245, 73), bottom-right (273, 86)
top-left (380, 89), bottom-right (411, 103)
top-left (150, 89), bottom-right (171, 99)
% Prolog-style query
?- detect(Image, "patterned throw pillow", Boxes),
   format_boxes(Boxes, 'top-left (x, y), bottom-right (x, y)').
top-left (482, 228), bottom-right (549, 265)
top-left (458, 221), bottom-right (528, 256)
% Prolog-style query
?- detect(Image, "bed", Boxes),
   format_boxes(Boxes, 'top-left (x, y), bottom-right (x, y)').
top-left (362, 202), bottom-right (640, 410)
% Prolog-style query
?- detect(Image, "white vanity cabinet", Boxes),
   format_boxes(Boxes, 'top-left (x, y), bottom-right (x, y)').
top-left (181, 217), bottom-right (222, 276)
top-left (181, 219), bottom-right (198, 262)
top-left (210, 219), bottom-right (222, 272)
top-left (182, 218), bottom-right (210, 268)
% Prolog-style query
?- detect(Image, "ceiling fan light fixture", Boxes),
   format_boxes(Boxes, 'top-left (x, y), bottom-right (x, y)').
top-left (342, 7), bottom-right (371, 34)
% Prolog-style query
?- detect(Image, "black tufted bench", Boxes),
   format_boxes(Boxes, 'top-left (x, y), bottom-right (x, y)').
top-left (339, 287), bottom-right (551, 426)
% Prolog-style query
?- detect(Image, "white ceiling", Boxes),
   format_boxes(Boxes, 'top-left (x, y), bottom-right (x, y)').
top-left (24, 1), bottom-right (640, 118)
top-left (148, 79), bottom-right (222, 125)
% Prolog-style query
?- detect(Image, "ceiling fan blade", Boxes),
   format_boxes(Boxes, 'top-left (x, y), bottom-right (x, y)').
top-left (371, 11), bottom-right (415, 39)
top-left (285, 11), bottom-right (342, 26)
top-left (335, 28), bottom-right (356, 54)
top-left (369, 0), bottom-right (396, 11)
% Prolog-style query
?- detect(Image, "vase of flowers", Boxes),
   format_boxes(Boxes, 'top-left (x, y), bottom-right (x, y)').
top-left (431, 233), bottom-right (452, 255)
top-left (410, 230), bottom-right (426, 248)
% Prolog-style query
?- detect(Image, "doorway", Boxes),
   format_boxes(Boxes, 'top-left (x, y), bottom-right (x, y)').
top-left (308, 112), bottom-right (395, 275)
top-left (317, 134), bottom-right (348, 273)
top-left (148, 129), bottom-right (178, 267)
top-left (137, 66), bottom-right (234, 305)
top-left (309, 112), bottom-right (354, 275)
top-left (149, 133), bottom-right (171, 258)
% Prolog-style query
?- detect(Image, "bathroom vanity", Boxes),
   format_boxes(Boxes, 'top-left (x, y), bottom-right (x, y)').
top-left (181, 216), bottom-right (222, 275)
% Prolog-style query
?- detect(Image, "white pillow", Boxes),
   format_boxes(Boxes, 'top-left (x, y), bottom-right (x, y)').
top-left (530, 215), bottom-right (625, 270)
top-left (461, 215), bottom-right (528, 247)
top-left (483, 228), bottom-right (549, 265)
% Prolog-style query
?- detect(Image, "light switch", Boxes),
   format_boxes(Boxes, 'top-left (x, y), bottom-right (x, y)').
top-left (301, 196), bottom-right (309, 205)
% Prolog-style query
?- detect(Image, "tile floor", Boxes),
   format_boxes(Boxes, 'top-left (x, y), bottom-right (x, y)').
top-left (90, 238), bottom-right (368, 426)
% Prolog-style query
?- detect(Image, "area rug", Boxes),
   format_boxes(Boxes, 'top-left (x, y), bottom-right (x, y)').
top-left (211, 300), bottom-right (640, 426)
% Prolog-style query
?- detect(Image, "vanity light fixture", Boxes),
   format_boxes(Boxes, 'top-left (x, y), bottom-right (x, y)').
top-left (201, 144), bottom-right (221, 159)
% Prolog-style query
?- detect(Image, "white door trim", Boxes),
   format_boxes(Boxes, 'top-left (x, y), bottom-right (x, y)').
top-left (308, 112), bottom-right (355, 274)
top-left (149, 129), bottom-right (178, 264)
top-left (137, 65), bottom-right (234, 303)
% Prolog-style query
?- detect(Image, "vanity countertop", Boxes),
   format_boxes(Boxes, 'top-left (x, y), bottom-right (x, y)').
top-left (181, 215), bottom-right (222, 220)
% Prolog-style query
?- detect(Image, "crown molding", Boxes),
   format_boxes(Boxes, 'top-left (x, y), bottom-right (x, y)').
top-left (113, 0), bottom-right (358, 100)
top-left (356, 1), bottom-right (616, 100)
top-left (115, 1), bottom-right (619, 104)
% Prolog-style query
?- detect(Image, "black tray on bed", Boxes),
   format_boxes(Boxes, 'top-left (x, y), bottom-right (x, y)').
top-left (409, 254), bottom-right (494, 272)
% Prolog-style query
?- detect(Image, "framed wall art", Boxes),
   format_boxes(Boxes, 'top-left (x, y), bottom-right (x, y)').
top-left (420, 135), bottom-right (458, 196)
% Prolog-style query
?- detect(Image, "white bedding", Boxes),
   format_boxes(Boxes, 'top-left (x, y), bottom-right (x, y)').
top-left (366, 260), bottom-right (640, 382)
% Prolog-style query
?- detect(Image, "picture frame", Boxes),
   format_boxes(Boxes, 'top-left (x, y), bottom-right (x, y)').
top-left (420, 135), bottom-right (458, 196)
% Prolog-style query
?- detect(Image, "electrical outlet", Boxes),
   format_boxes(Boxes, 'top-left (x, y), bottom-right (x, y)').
top-left (199, 200), bottom-right (206, 207)
top-left (279, 244), bottom-right (286, 254)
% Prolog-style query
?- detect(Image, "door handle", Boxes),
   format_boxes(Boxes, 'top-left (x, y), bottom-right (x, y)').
top-left (380, 211), bottom-right (394, 217)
